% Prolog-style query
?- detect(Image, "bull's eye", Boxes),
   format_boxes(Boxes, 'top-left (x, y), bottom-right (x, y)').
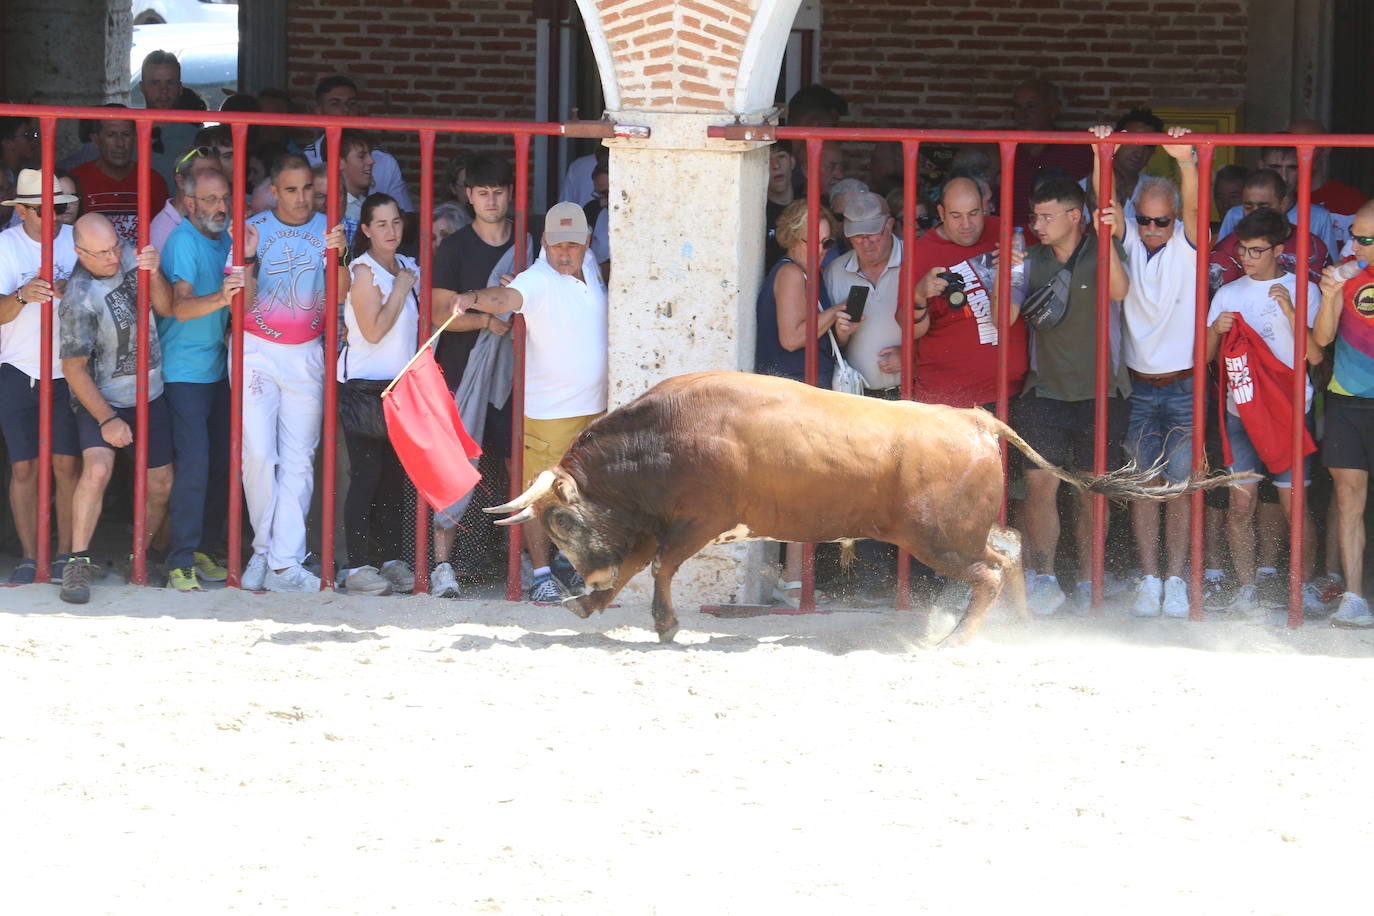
top-left (547, 509), bottom-right (575, 539)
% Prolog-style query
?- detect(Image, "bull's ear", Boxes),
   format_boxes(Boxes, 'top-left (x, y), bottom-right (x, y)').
top-left (554, 475), bottom-right (580, 504)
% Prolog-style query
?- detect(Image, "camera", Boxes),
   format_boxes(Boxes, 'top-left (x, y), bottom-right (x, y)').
top-left (938, 271), bottom-right (967, 308)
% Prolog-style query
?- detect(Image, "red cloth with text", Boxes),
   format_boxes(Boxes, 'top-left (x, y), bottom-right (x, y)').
top-left (383, 348), bottom-right (481, 521)
top-left (1218, 315), bottom-right (1315, 475)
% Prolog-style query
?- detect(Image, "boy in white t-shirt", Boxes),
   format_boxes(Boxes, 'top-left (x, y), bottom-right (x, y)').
top-left (1205, 208), bottom-right (1324, 615)
top-left (451, 201), bottom-right (609, 604)
top-left (0, 170), bottom-right (83, 584)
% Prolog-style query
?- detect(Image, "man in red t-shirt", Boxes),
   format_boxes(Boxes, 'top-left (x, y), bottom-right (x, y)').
top-left (905, 174), bottom-right (1029, 409)
top-left (1009, 80), bottom-right (1093, 229)
top-left (1209, 168), bottom-right (1329, 297)
top-left (71, 115), bottom-right (169, 249)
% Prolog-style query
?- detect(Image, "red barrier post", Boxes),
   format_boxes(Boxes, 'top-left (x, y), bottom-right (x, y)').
top-left (131, 120), bottom-right (152, 586)
top-left (1189, 144), bottom-right (1215, 620)
top-left (894, 139), bottom-right (920, 611)
top-left (800, 138), bottom-right (822, 614)
top-left (1288, 146), bottom-right (1315, 628)
top-left (414, 129), bottom-right (436, 595)
top-left (321, 126), bottom-right (341, 591)
top-left (1091, 142), bottom-right (1116, 612)
top-left (227, 123), bottom-right (247, 587)
top-left (507, 133), bottom-right (531, 602)
top-left (35, 117), bottom-right (56, 583)
top-left (996, 141), bottom-right (1016, 524)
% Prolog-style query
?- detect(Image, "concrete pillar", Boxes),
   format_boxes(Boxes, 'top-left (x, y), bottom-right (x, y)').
top-left (5, 0), bottom-right (130, 106)
top-left (603, 111), bottom-right (774, 606)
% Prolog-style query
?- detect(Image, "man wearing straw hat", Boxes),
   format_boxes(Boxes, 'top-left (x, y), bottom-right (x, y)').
top-left (448, 201), bottom-right (608, 604)
top-left (0, 169), bottom-right (83, 584)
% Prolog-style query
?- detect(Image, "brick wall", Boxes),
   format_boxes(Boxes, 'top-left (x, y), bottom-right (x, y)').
top-left (285, 0), bottom-right (540, 199)
top-left (597, 0), bottom-right (752, 111)
top-left (820, 0), bottom-right (1249, 127)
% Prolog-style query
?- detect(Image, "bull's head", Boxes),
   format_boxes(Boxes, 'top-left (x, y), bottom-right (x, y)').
top-left (484, 469), bottom-right (629, 592)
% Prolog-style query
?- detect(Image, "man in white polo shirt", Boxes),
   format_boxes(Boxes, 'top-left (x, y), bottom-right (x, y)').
top-left (450, 201), bottom-right (609, 603)
top-left (1092, 124), bottom-right (1201, 618)
top-left (0, 169), bottom-right (83, 584)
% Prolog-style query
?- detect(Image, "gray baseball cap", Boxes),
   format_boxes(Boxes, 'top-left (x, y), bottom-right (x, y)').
top-left (842, 192), bottom-right (888, 237)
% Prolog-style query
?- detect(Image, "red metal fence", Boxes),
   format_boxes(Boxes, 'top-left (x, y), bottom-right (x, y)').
top-left (0, 102), bottom-right (640, 600)
top-left (712, 125), bottom-right (1374, 627)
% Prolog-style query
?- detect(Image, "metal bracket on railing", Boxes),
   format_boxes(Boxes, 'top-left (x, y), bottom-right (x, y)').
top-left (561, 119), bottom-right (651, 140)
top-left (610, 123), bottom-right (651, 140)
top-left (711, 124), bottom-right (776, 142)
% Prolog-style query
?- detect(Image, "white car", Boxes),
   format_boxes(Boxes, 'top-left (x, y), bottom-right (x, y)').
top-left (130, 22), bottom-right (238, 107)
top-left (132, 0), bottom-right (236, 26)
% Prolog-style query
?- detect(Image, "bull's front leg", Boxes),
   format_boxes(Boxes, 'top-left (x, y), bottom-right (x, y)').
top-left (650, 559), bottom-right (679, 644)
top-left (563, 533), bottom-right (659, 620)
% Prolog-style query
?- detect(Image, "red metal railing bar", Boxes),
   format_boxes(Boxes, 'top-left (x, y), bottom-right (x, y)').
top-left (322, 126), bottom-right (342, 592)
top-left (894, 138), bottom-right (920, 612)
top-left (414, 129), bottom-right (436, 595)
top-left (1090, 143), bottom-right (1115, 612)
top-left (1189, 146), bottom-right (1215, 620)
top-left (799, 138), bottom-right (822, 614)
top-left (132, 120), bottom-right (152, 586)
top-left (1289, 148), bottom-right (1315, 628)
top-left (228, 122), bottom-right (247, 588)
top-left (507, 133), bottom-right (532, 602)
top-left (996, 140), bottom-right (1016, 525)
top-left (709, 125), bottom-right (1374, 149)
top-left (35, 118), bottom-right (55, 583)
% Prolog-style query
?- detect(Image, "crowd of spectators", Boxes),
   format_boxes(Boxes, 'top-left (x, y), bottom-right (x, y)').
top-left (2, 52), bottom-right (1374, 629)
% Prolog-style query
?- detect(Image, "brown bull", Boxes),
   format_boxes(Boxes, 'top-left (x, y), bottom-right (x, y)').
top-left (488, 371), bottom-right (1243, 645)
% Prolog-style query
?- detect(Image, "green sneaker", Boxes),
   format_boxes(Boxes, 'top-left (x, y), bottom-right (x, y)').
top-left (193, 551), bottom-right (228, 583)
top-left (167, 567), bottom-right (203, 592)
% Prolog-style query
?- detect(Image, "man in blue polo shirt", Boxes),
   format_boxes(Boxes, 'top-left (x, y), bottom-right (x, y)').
top-left (158, 168), bottom-right (240, 592)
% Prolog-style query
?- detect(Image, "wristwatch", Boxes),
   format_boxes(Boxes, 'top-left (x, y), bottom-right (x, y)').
top-left (14, 288), bottom-right (26, 306)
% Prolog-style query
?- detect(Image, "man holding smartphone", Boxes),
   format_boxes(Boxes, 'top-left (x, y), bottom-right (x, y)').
top-left (907, 173), bottom-right (1029, 409)
top-left (824, 192), bottom-right (903, 398)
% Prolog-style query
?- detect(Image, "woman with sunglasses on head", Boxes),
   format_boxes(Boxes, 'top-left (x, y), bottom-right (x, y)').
top-left (753, 198), bottom-right (854, 608)
top-left (337, 192), bottom-right (425, 598)
top-left (151, 145), bottom-right (227, 251)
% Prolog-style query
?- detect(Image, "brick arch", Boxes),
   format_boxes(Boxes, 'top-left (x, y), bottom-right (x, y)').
top-left (579, 0), bottom-right (802, 114)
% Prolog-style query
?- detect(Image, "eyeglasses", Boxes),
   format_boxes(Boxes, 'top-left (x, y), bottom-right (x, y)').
top-left (76, 242), bottom-right (120, 259)
top-left (1352, 235), bottom-right (1374, 247)
top-left (176, 145), bottom-right (221, 169)
top-left (1029, 208), bottom-right (1076, 225)
top-left (194, 194), bottom-right (231, 207)
top-left (1135, 214), bottom-right (1173, 228)
top-left (1236, 243), bottom-right (1275, 259)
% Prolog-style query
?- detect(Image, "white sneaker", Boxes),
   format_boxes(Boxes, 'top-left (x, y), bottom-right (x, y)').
top-left (430, 562), bottom-right (460, 599)
top-left (1162, 576), bottom-right (1190, 618)
top-left (381, 560), bottom-right (415, 593)
top-left (1331, 592), bottom-right (1374, 628)
top-left (1301, 581), bottom-right (1329, 618)
top-left (265, 563), bottom-right (321, 593)
top-left (242, 553), bottom-right (268, 591)
top-left (344, 565), bottom-right (392, 596)
top-left (1226, 583), bottom-right (1259, 617)
top-left (1069, 580), bottom-right (1093, 615)
top-left (1027, 573), bottom-right (1065, 616)
top-left (1133, 575), bottom-right (1163, 617)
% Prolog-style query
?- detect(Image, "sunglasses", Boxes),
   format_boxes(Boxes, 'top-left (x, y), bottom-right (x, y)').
top-left (915, 215), bottom-right (933, 229)
top-left (20, 202), bottom-right (68, 215)
top-left (1352, 235), bottom-right (1374, 247)
top-left (1135, 214), bottom-right (1173, 228)
top-left (820, 237), bottom-right (835, 249)
top-left (176, 145), bottom-right (222, 169)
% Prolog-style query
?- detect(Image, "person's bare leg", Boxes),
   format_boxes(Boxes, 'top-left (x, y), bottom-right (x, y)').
top-left (1226, 484), bottom-right (1258, 586)
top-left (1330, 468), bottom-right (1366, 594)
top-left (1324, 500), bottom-right (1342, 577)
top-left (1275, 486), bottom-right (1318, 582)
top-left (70, 448), bottom-right (114, 554)
top-left (1131, 494), bottom-right (1161, 579)
top-left (9, 458), bottom-right (37, 559)
top-left (1164, 496), bottom-right (1191, 579)
top-left (1074, 489), bottom-right (1108, 584)
top-left (1205, 505), bottom-right (1225, 571)
top-left (145, 464), bottom-right (174, 550)
top-left (1023, 470), bottom-right (1061, 575)
top-left (1258, 500), bottom-right (1282, 571)
top-left (524, 517), bottom-right (552, 571)
top-left (432, 525), bottom-right (456, 567)
top-left (52, 454), bottom-right (79, 555)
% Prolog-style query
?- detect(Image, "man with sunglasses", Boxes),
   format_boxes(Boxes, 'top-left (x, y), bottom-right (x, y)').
top-left (1314, 200), bottom-right (1374, 628)
top-left (150, 145), bottom-right (225, 251)
top-left (1209, 169), bottom-right (1331, 297)
top-left (907, 172), bottom-right (1029, 410)
top-left (1088, 125), bottom-right (1203, 617)
top-left (0, 169), bottom-right (83, 584)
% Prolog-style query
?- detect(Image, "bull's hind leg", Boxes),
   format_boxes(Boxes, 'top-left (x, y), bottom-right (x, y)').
top-left (988, 524), bottom-right (1028, 621)
top-left (940, 539), bottom-right (1019, 647)
top-left (566, 534), bottom-right (658, 619)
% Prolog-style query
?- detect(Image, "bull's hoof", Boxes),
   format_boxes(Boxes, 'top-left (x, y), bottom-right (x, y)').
top-left (936, 628), bottom-right (971, 649)
top-left (562, 595), bottom-right (595, 619)
top-left (657, 622), bottom-right (680, 644)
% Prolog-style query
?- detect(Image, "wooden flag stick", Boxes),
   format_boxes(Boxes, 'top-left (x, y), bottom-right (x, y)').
top-left (383, 309), bottom-right (460, 397)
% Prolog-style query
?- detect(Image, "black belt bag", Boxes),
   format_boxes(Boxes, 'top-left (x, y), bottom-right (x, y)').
top-left (338, 346), bottom-right (390, 440)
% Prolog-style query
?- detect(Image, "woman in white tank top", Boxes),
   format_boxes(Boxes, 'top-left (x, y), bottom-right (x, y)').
top-left (338, 193), bottom-right (426, 597)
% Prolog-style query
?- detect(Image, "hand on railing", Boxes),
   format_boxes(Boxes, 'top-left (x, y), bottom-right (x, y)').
top-left (221, 267), bottom-right (245, 306)
top-left (1161, 126), bottom-right (1196, 164)
top-left (135, 244), bottom-right (160, 274)
top-left (17, 276), bottom-right (55, 305)
top-left (324, 223), bottom-right (348, 253)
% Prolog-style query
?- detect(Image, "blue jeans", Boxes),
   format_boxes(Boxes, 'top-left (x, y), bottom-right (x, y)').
top-left (165, 379), bottom-right (230, 570)
top-left (1124, 375), bottom-right (1196, 484)
top-left (1225, 410), bottom-right (1312, 488)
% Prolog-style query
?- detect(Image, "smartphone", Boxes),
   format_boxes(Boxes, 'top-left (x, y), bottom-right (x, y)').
top-left (845, 285), bottom-right (869, 321)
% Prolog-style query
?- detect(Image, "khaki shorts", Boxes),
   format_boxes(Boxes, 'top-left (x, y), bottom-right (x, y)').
top-left (523, 413), bottom-right (603, 488)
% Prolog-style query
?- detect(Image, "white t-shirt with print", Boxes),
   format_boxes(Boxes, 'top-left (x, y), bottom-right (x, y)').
top-left (1206, 271), bottom-right (1319, 415)
top-left (507, 249), bottom-right (608, 420)
top-left (0, 223), bottom-right (78, 379)
top-left (1121, 219), bottom-right (1197, 374)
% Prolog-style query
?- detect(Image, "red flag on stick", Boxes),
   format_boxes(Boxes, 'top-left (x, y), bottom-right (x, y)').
top-left (382, 347), bottom-right (481, 523)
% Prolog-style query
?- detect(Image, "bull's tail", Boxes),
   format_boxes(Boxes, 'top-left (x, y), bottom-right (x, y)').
top-left (984, 414), bottom-right (1257, 501)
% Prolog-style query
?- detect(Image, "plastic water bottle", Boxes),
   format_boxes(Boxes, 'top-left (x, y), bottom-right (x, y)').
top-left (1010, 227), bottom-right (1026, 289)
top-left (1335, 259), bottom-right (1369, 280)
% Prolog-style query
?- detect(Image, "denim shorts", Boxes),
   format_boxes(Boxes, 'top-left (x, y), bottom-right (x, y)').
top-left (1123, 374), bottom-right (1196, 484)
top-left (1224, 410), bottom-right (1311, 488)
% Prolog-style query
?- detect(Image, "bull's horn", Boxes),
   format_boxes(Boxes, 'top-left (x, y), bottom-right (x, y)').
top-left (494, 506), bottom-right (535, 526)
top-left (484, 470), bottom-right (557, 514)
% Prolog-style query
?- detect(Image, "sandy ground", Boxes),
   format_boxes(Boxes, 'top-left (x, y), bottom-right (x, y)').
top-left (2, 580), bottom-right (1373, 915)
